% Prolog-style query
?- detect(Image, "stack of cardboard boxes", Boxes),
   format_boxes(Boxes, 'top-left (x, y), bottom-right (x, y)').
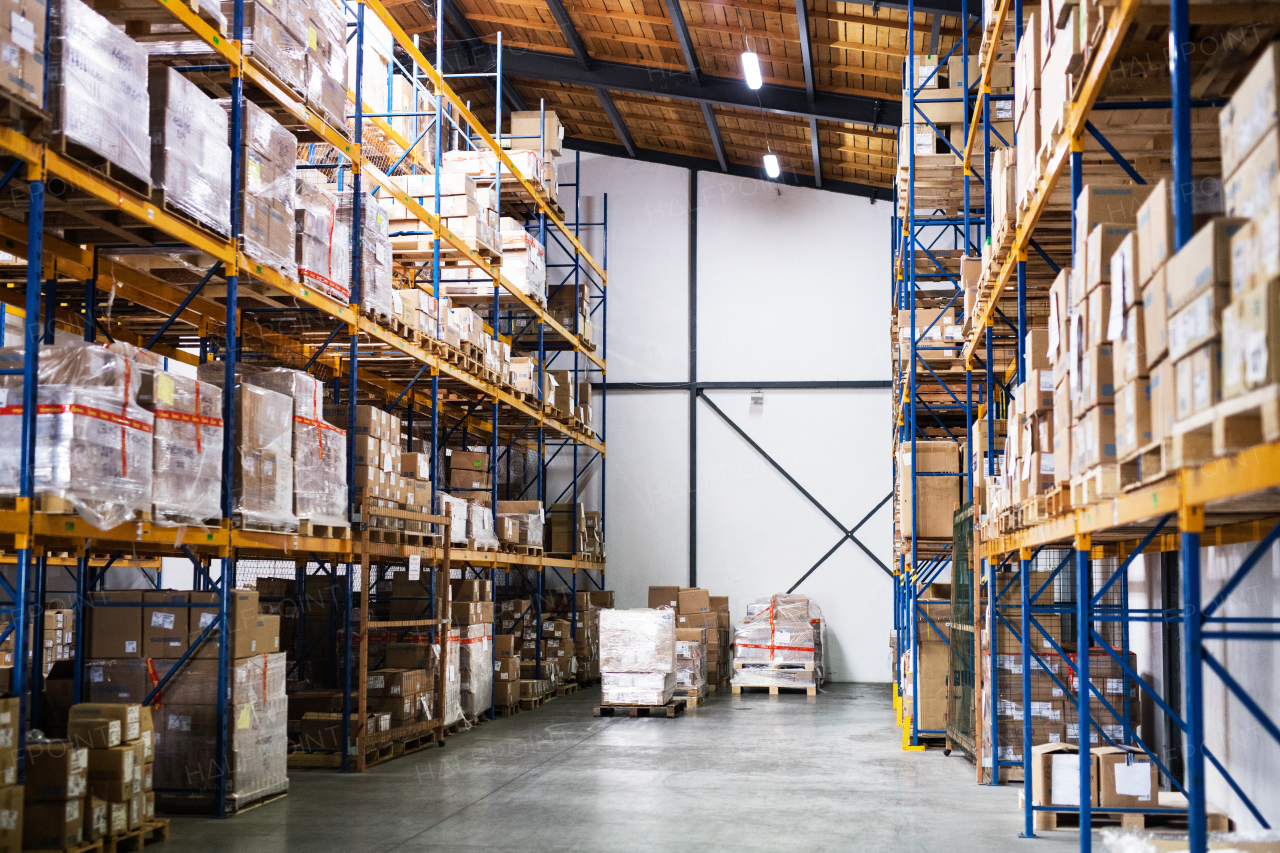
top-left (903, 594), bottom-right (950, 737)
top-left (367, 668), bottom-right (432, 729)
top-left (1029, 742), bottom-right (1158, 827)
top-left (546, 502), bottom-right (604, 558)
top-left (451, 580), bottom-right (494, 718)
top-left (0, 696), bottom-right (18, 849)
top-left (330, 404), bottom-right (438, 542)
top-left (69, 702), bottom-right (151, 837)
top-left (647, 586), bottom-right (728, 701)
top-left (493, 634), bottom-right (520, 709)
top-left (42, 609), bottom-right (76, 677)
top-left (732, 594), bottom-right (823, 693)
top-left (599, 608), bottom-right (676, 706)
top-left (25, 737), bottom-right (88, 850)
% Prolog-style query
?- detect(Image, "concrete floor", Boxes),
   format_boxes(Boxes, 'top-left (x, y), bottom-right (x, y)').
top-left (168, 683), bottom-right (1087, 853)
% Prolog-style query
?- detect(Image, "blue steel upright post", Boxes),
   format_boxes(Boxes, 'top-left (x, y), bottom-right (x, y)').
top-left (1076, 533), bottom-right (1092, 851)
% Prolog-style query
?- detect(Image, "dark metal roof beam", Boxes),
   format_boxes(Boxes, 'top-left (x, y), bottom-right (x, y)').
top-left (701, 103), bottom-right (727, 171)
top-left (477, 47), bottom-right (900, 126)
top-left (563, 135), bottom-right (888, 199)
top-left (662, 0), bottom-right (702, 84)
top-left (593, 88), bottom-right (636, 156)
top-left (808, 116), bottom-right (822, 188)
top-left (794, 0), bottom-right (815, 103)
top-left (542, 0), bottom-right (592, 70)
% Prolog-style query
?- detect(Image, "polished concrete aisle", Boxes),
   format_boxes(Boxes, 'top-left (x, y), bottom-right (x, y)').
top-left (168, 683), bottom-right (1082, 853)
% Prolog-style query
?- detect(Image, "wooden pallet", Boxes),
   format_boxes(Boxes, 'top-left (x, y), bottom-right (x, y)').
top-left (731, 684), bottom-right (818, 696)
top-left (1119, 438), bottom-right (1174, 491)
top-left (28, 840), bottom-right (104, 853)
top-left (299, 520), bottom-right (352, 540)
top-left (286, 749), bottom-right (343, 769)
top-left (492, 703), bottom-right (521, 717)
top-left (102, 819), bottom-right (169, 853)
top-left (1045, 483), bottom-right (1072, 517)
top-left (466, 538), bottom-right (499, 552)
top-left (0, 90), bottom-right (49, 138)
top-left (1020, 791), bottom-right (1231, 832)
top-left (500, 542), bottom-right (543, 555)
top-left (594, 700), bottom-right (686, 718)
top-left (1022, 495), bottom-right (1049, 525)
top-left (233, 516), bottom-right (299, 534)
top-left (555, 682), bottom-right (578, 697)
top-left (673, 688), bottom-right (707, 707)
top-left (52, 133), bottom-right (151, 198)
top-left (519, 694), bottom-right (549, 710)
top-left (1070, 463), bottom-right (1121, 507)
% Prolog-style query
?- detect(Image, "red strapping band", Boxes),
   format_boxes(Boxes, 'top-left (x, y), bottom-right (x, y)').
top-left (145, 658), bottom-right (161, 710)
top-left (737, 642), bottom-right (814, 653)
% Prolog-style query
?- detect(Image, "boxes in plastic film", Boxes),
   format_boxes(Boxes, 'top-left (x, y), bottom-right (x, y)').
top-left (154, 653), bottom-right (289, 813)
top-left (496, 501), bottom-right (543, 547)
top-left (235, 101), bottom-right (297, 281)
top-left (0, 343), bottom-right (153, 529)
top-left (338, 192), bottom-right (394, 320)
top-left (149, 67), bottom-right (231, 236)
top-left (303, 0), bottom-right (347, 133)
top-left (230, 365), bottom-right (348, 527)
top-left (458, 624), bottom-right (492, 718)
top-left (131, 354), bottom-right (223, 526)
top-left (49, 0), bottom-right (150, 186)
top-left (436, 493), bottom-right (468, 544)
top-left (675, 640), bottom-right (706, 689)
top-left (443, 628), bottom-right (462, 726)
top-left (0, 0), bottom-right (45, 108)
top-left (234, 0), bottom-right (306, 95)
top-left (732, 594), bottom-right (817, 665)
top-left (296, 180), bottom-right (352, 302)
top-left (468, 502), bottom-right (499, 549)
top-left (599, 609), bottom-right (675, 674)
top-left (601, 671), bottom-right (675, 706)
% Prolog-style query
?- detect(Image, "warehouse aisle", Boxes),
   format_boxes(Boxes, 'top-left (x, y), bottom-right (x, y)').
top-left (167, 684), bottom-right (1080, 853)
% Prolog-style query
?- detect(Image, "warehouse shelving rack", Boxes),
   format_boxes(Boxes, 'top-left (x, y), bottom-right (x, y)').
top-left (891, 0), bottom-right (984, 755)
top-left (0, 0), bottom-right (606, 813)
top-left (925, 0), bottom-right (1280, 850)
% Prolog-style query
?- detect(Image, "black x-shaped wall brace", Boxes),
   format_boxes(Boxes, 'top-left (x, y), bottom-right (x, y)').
top-left (697, 392), bottom-right (894, 591)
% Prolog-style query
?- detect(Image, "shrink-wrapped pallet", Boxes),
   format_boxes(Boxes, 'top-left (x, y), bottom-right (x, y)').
top-left (458, 623), bottom-right (492, 717)
top-left (467, 501), bottom-right (499, 549)
top-left (149, 67), bottom-right (232, 236)
top-left (443, 628), bottom-right (462, 725)
top-left (234, 0), bottom-right (306, 94)
top-left (675, 640), bottom-right (706, 689)
top-left (601, 671), bottom-right (675, 706)
top-left (49, 0), bottom-right (150, 185)
top-left (338, 192), bottom-right (394, 320)
top-left (304, 0), bottom-right (347, 132)
top-left (599, 608), bottom-right (675, 674)
top-left (234, 101), bottom-right (298, 281)
top-left (197, 364), bottom-right (296, 530)
top-left (436, 492), bottom-right (468, 544)
top-left (225, 365), bottom-right (348, 528)
top-left (133, 359), bottom-right (223, 526)
top-left (296, 180), bottom-right (351, 302)
top-left (732, 594), bottom-right (819, 665)
top-left (0, 343), bottom-right (153, 529)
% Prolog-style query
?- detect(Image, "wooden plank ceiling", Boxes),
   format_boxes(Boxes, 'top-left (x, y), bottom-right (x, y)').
top-left (387, 0), bottom-right (964, 190)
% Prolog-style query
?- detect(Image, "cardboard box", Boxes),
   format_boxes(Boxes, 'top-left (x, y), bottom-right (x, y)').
top-left (67, 717), bottom-right (121, 750)
top-left (647, 586), bottom-right (680, 609)
top-left (1175, 341), bottom-right (1222, 420)
top-left (1117, 304), bottom-right (1147, 384)
top-left (896, 441), bottom-right (960, 540)
top-left (1166, 218), bottom-right (1248, 313)
top-left (677, 588), bottom-right (710, 614)
top-left (450, 580), bottom-right (492, 602)
top-left (1224, 279), bottom-right (1280, 398)
top-left (68, 704), bottom-right (140, 744)
top-left (1115, 379), bottom-right (1152, 458)
top-left (1225, 125), bottom-right (1279, 219)
top-left (85, 745), bottom-right (136, 802)
top-left (257, 614), bottom-right (281, 654)
top-left (1086, 224), bottom-right (1132, 292)
top-left (141, 592), bottom-right (188, 659)
top-left (23, 798), bottom-right (82, 851)
top-left (1096, 746), bottom-right (1158, 808)
top-left (1073, 405), bottom-right (1116, 470)
top-left (1141, 266), bottom-right (1169, 364)
top-left (87, 591), bottom-right (143, 659)
top-left (1079, 343), bottom-right (1115, 411)
top-left (188, 589), bottom-right (261, 659)
top-left (1151, 358), bottom-right (1175, 442)
top-left (1168, 285), bottom-right (1229, 363)
top-left (1031, 742), bottom-right (1099, 806)
top-left (25, 741), bottom-right (88, 801)
top-left (85, 795), bottom-right (107, 843)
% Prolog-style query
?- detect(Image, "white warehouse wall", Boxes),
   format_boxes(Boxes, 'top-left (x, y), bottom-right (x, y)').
top-left (559, 152), bottom-right (894, 682)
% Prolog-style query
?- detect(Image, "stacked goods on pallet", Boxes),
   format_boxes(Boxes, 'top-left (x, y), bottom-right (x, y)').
top-left (0, 342), bottom-right (154, 529)
top-left (0, 0), bottom-right (42, 107)
top-left (233, 101), bottom-right (298, 279)
top-left (25, 736), bottom-right (87, 850)
top-left (546, 502), bottom-right (604, 557)
top-left (895, 440), bottom-right (960, 540)
top-left (67, 703), bottom-right (151, 836)
top-left (0, 696), bottom-right (18, 848)
top-left (201, 369), bottom-right (296, 530)
top-left (239, 0), bottom-right (307, 94)
top-left (654, 586), bottom-right (716, 703)
top-left (498, 218), bottom-right (548, 304)
top-left (302, 0), bottom-right (347, 133)
top-left (387, 173), bottom-right (478, 257)
top-left (149, 67), bottom-right (232, 235)
top-left (367, 668), bottom-right (432, 730)
top-left (393, 288), bottom-right (443, 342)
top-left (496, 500), bottom-right (544, 549)
top-left (447, 447), bottom-right (490, 499)
top-left (599, 608), bottom-right (676, 706)
top-left (574, 592), bottom-right (605, 682)
top-left (338, 192), bottom-right (395, 321)
top-left (436, 493), bottom-right (469, 545)
top-left (346, 5), bottom-right (394, 126)
top-left (41, 609), bottom-right (76, 676)
top-left (443, 627), bottom-right (463, 726)
top-left (295, 180), bottom-right (352, 302)
top-left (493, 634), bottom-right (519, 708)
top-left (902, 594), bottom-right (949, 734)
top-left (233, 366), bottom-right (348, 530)
top-left (731, 594), bottom-right (824, 693)
top-left (423, 153), bottom-right (501, 258)
top-left (674, 632), bottom-right (706, 705)
top-left (451, 580), bottom-right (494, 718)
top-left (122, 345), bottom-right (224, 526)
top-left (49, 0), bottom-right (150, 185)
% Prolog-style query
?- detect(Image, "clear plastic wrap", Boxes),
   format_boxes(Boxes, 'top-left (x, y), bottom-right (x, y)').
top-left (675, 640), bottom-right (706, 688)
top-left (458, 623), bottom-right (492, 717)
top-left (197, 363), bottom-right (297, 530)
top-left (601, 671), bottom-right (675, 706)
top-left (154, 653), bottom-right (289, 811)
top-left (236, 101), bottom-right (298, 281)
top-left (599, 608), bottom-right (675, 673)
top-left (0, 343), bottom-right (153, 529)
top-left (304, 0), bottom-right (347, 133)
top-left (436, 492), bottom-right (468, 544)
top-left (732, 594), bottom-right (818, 665)
top-left (731, 666), bottom-right (816, 688)
top-left (134, 361), bottom-right (223, 526)
top-left (295, 180), bottom-right (351, 302)
top-left (234, 366), bottom-right (347, 527)
top-left (496, 512), bottom-right (543, 547)
top-left (499, 223), bottom-right (547, 304)
top-left (443, 628), bottom-right (462, 726)
top-left (238, 0), bottom-right (306, 94)
top-left (150, 67), bottom-right (232, 236)
top-left (467, 501), bottom-right (499, 549)
top-left (49, 0), bottom-right (151, 185)
top-left (338, 192), bottom-right (394, 319)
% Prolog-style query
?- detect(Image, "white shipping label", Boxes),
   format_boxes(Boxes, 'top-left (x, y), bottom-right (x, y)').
top-left (90, 666), bottom-right (104, 682)
top-left (1245, 330), bottom-right (1269, 384)
top-left (125, 640), bottom-right (137, 653)
top-left (368, 675), bottom-right (385, 689)
top-left (0, 809), bottom-right (13, 830)
top-left (10, 14), bottom-right (34, 52)
top-left (1050, 753), bottom-right (1082, 805)
top-left (199, 612), bottom-right (216, 628)
top-left (168, 714), bottom-right (191, 732)
top-left (0, 43), bottom-right (14, 69)
top-left (151, 612), bottom-right (176, 630)
top-left (408, 555), bottom-right (421, 581)
top-left (1115, 761), bottom-right (1153, 799)
top-left (1106, 678), bottom-right (1125, 694)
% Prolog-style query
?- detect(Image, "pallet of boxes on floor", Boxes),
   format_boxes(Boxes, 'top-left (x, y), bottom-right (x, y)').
top-left (595, 607), bottom-right (683, 718)
top-left (731, 594), bottom-right (825, 697)
top-left (646, 586), bottom-right (731, 706)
